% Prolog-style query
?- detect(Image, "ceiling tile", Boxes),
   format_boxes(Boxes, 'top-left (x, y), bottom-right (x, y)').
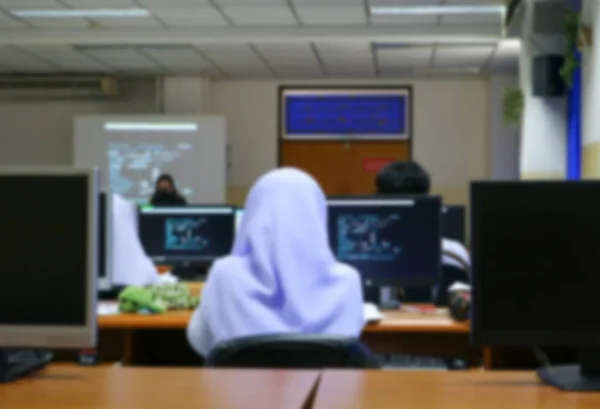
top-left (441, 14), bottom-right (502, 24)
top-left (293, 0), bottom-right (363, 3)
top-left (61, 0), bottom-right (137, 7)
top-left (0, 12), bottom-right (25, 27)
top-left (369, 0), bottom-right (441, 6)
top-left (434, 45), bottom-right (495, 68)
top-left (197, 44), bottom-right (269, 74)
top-left (254, 43), bottom-right (315, 65)
top-left (81, 47), bottom-right (159, 70)
top-left (0, 1), bottom-right (65, 8)
top-left (220, 5), bottom-right (297, 26)
top-left (369, 0), bottom-right (440, 24)
top-left (137, 0), bottom-right (212, 5)
top-left (151, 7), bottom-right (228, 27)
top-left (371, 15), bottom-right (437, 25)
top-left (215, 0), bottom-right (284, 4)
top-left (25, 17), bottom-right (89, 27)
top-left (140, 47), bottom-right (211, 70)
top-left (295, 5), bottom-right (366, 25)
top-left (0, 45), bottom-right (58, 72)
top-left (315, 41), bottom-right (372, 54)
top-left (377, 46), bottom-right (434, 68)
top-left (90, 17), bottom-right (161, 27)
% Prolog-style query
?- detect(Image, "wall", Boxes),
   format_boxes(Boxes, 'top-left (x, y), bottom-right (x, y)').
top-left (489, 76), bottom-right (520, 180)
top-left (0, 79), bottom-right (158, 166)
top-left (211, 78), bottom-right (490, 206)
top-left (0, 76), bottom-right (492, 207)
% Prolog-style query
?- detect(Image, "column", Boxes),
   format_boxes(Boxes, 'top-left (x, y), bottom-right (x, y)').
top-left (582, 0), bottom-right (600, 177)
top-left (519, 0), bottom-right (567, 180)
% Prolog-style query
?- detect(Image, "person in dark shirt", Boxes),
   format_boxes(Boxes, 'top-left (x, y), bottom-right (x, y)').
top-left (150, 174), bottom-right (187, 206)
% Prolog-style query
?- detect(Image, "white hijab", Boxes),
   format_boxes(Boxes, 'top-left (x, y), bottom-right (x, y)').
top-left (187, 168), bottom-right (364, 356)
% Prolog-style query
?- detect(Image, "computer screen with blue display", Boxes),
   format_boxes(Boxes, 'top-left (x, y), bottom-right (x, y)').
top-left (138, 206), bottom-right (235, 263)
top-left (442, 205), bottom-right (466, 244)
top-left (327, 197), bottom-right (442, 286)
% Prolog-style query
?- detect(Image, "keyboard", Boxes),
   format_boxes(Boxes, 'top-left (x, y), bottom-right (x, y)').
top-left (0, 350), bottom-right (53, 382)
top-left (382, 354), bottom-right (450, 370)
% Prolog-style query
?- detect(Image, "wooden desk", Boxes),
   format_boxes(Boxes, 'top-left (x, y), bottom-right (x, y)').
top-left (312, 370), bottom-right (600, 409)
top-left (93, 306), bottom-right (476, 367)
top-left (98, 307), bottom-right (467, 333)
top-left (0, 366), bottom-right (319, 409)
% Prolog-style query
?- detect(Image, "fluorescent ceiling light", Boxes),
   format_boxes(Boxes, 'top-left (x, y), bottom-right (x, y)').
top-left (371, 5), bottom-right (505, 16)
top-left (10, 9), bottom-right (150, 18)
top-left (104, 123), bottom-right (198, 132)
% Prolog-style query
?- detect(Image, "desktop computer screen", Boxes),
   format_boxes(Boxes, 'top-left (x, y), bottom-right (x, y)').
top-left (442, 205), bottom-right (465, 243)
top-left (327, 197), bottom-right (442, 286)
top-left (138, 206), bottom-right (235, 263)
top-left (0, 168), bottom-right (98, 349)
top-left (471, 181), bottom-right (600, 346)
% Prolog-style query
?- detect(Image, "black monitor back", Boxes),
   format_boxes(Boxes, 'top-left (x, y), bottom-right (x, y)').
top-left (471, 181), bottom-right (600, 346)
top-left (442, 205), bottom-right (466, 244)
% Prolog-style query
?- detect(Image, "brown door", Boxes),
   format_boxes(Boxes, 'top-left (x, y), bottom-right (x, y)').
top-left (280, 140), bottom-right (410, 195)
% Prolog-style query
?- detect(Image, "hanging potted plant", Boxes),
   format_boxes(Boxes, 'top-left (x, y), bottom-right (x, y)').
top-left (560, 10), bottom-right (591, 88)
top-left (503, 87), bottom-right (524, 126)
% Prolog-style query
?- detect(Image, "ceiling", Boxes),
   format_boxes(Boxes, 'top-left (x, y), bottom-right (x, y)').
top-left (0, 0), bottom-right (520, 78)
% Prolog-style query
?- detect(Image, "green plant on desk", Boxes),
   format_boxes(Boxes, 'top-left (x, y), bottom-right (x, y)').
top-left (118, 283), bottom-right (200, 313)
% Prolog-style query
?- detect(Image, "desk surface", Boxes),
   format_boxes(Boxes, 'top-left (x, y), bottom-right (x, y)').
top-left (97, 303), bottom-right (469, 333)
top-left (0, 366), bottom-right (319, 409)
top-left (312, 370), bottom-right (600, 409)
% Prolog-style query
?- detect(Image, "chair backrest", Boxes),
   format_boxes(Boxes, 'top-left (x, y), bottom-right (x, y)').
top-left (205, 334), bottom-right (380, 369)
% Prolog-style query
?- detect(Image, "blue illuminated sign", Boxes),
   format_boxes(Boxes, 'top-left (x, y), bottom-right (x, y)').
top-left (283, 92), bottom-right (409, 139)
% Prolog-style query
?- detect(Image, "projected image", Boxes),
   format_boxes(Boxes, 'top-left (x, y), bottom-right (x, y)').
top-left (336, 214), bottom-right (402, 261)
top-left (165, 217), bottom-right (207, 251)
top-left (108, 142), bottom-right (193, 203)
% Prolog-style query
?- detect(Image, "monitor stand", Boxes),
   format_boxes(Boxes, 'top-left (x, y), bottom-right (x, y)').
top-left (0, 349), bottom-right (53, 383)
top-left (537, 347), bottom-right (600, 391)
top-left (363, 285), bottom-right (400, 310)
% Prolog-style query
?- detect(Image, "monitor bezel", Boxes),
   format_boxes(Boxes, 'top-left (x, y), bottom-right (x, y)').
top-left (138, 204), bottom-right (236, 263)
top-left (470, 180), bottom-right (600, 347)
top-left (327, 195), bottom-right (443, 287)
top-left (0, 166), bottom-right (98, 349)
top-left (98, 192), bottom-right (114, 291)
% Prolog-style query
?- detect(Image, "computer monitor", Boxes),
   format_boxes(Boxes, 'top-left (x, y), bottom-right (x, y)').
top-left (138, 205), bottom-right (235, 263)
top-left (97, 192), bottom-right (115, 291)
top-left (442, 205), bottom-right (466, 243)
top-left (327, 197), bottom-right (442, 287)
top-left (471, 181), bottom-right (600, 391)
top-left (0, 167), bottom-right (99, 349)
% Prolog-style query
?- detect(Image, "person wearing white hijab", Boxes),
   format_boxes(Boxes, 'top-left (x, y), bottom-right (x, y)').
top-left (110, 193), bottom-right (160, 286)
top-left (187, 168), bottom-right (364, 357)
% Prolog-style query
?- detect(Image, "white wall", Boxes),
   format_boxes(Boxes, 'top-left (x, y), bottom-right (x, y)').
top-left (211, 78), bottom-right (490, 204)
top-left (0, 80), bottom-right (158, 166)
top-left (489, 76), bottom-right (520, 180)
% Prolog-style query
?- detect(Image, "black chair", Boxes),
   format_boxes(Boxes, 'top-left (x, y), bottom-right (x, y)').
top-left (205, 334), bottom-right (380, 369)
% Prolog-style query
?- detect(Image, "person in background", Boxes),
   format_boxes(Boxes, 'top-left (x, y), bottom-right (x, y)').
top-left (187, 167), bottom-right (364, 357)
top-left (375, 161), bottom-right (471, 274)
top-left (150, 174), bottom-right (187, 206)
